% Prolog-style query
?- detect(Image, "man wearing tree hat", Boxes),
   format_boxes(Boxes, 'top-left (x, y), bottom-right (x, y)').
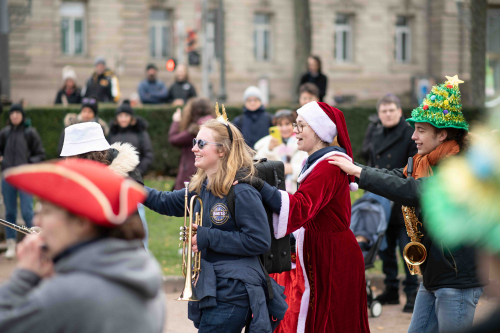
top-left (329, 76), bottom-right (488, 333)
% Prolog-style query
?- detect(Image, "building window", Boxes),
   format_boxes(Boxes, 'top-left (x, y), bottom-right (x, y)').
top-left (395, 16), bottom-right (411, 63)
top-left (150, 9), bottom-right (172, 59)
top-left (254, 13), bottom-right (272, 61)
top-left (334, 14), bottom-right (353, 63)
top-left (60, 2), bottom-right (86, 55)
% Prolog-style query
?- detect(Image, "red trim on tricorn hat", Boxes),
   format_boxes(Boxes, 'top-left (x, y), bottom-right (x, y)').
top-left (3, 159), bottom-right (146, 227)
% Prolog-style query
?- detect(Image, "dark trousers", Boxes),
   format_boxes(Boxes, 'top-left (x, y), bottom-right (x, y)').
top-left (198, 302), bottom-right (251, 333)
top-left (379, 221), bottom-right (419, 294)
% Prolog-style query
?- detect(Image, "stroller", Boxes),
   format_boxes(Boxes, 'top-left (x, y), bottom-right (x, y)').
top-left (350, 192), bottom-right (391, 318)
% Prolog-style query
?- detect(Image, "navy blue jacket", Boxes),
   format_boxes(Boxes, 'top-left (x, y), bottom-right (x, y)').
top-left (137, 79), bottom-right (168, 104)
top-left (144, 182), bottom-right (271, 307)
top-left (233, 106), bottom-right (273, 149)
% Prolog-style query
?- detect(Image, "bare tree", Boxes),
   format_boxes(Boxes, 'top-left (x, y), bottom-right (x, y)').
top-left (292, 0), bottom-right (311, 100)
top-left (470, 0), bottom-right (487, 107)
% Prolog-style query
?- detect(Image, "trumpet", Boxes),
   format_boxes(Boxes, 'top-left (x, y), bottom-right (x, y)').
top-left (176, 181), bottom-right (203, 302)
top-left (0, 218), bottom-right (40, 235)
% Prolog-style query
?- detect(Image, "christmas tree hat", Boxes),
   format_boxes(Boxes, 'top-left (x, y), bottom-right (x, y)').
top-left (406, 75), bottom-right (469, 131)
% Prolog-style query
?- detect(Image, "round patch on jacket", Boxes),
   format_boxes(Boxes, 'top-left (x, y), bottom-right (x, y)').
top-left (210, 203), bottom-right (229, 225)
top-left (100, 79), bottom-right (109, 86)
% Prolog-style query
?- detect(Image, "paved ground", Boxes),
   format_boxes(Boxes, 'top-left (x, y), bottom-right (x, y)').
top-left (0, 255), bottom-right (499, 332)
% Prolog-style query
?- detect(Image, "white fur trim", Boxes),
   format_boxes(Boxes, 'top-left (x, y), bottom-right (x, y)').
top-left (297, 151), bottom-right (352, 184)
top-left (272, 190), bottom-right (290, 239)
top-left (350, 182), bottom-right (359, 192)
top-left (297, 102), bottom-right (337, 143)
top-left (296, 228), bottom-right (309, 333)
top-left (108, 142), bottom-right (140, 178)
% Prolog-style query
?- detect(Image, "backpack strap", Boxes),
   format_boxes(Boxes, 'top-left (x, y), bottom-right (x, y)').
top-left (227, 185), bottom-right (274, 300)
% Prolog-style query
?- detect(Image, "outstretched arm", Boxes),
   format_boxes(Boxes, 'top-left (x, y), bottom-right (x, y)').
top-left (143, 187), bottom-right (188, 217)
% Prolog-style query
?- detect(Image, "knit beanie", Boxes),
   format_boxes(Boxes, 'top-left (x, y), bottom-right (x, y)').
top-left (243, 86), bottom-right (263, 103)
top-left (115, 100), bottom-right (135, 116)
top-left (81, 96), bottom-right (99, 117)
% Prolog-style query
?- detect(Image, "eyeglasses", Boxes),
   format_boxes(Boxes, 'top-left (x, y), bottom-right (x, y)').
top-left (292, 123), bottom-right (305, 133)
top-left (193, 138), bottom-right (223, 150)
top-left (82, 97), bottom-right (97, 105)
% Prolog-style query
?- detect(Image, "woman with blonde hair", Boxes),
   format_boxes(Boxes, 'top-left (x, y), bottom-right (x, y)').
top-left (145, 112), bottom-right (287, 332)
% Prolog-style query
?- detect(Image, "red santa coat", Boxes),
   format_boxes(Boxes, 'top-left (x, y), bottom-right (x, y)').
top-left (272, 151), bottom-right (370, 333)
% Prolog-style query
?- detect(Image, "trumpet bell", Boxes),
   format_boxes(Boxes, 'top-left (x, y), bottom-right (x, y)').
top-left (177, 288), bottom-right (199, 301)
top-left (403, 241), bottom-right (427, 266)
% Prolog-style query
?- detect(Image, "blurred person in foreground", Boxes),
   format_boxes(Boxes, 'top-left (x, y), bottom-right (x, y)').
top-left (254, 110), bottom-right (307, 194)
top-left (298, 83), bottom-right (320, 107)
top-left (138, 64), bottom-right (168, 104)
top-left (329, 76), bottom-right (487, 333)
top-left (361, 93), bottom-right (419, 312)
top-left (168, 97), bottom-right (214, 190)
top-left (0, 159), bottom-right (165, 332)
top-left (167, 64), bottom-right (197, 106)
top-left (57, 96), bottom-right (109, 155)
top-left (299, 55), bottom-right (328, 102)
top-left (54, 66), bottom-right (82, 105)
top-left (61, 122), bottom-right (149, 249)
top-left (421, 109), bottom-right (500, 333)
top-left (233, 86), bottom-right (273, 149)
top-left (108, 100), bottom-right (154, 176)
top-left (82, 56), bottom-right (120, 103)
top-left (0, 104), bottom-right (45, 259)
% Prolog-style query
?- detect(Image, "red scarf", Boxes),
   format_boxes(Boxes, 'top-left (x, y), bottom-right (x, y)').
top-left (403, 140), bottom-right (460, 179)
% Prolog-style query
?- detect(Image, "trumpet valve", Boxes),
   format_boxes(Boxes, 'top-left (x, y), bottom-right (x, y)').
top-left (180, 226), bottom-right (187, 231)
top-left (179, 237), bottom-right (186, 242)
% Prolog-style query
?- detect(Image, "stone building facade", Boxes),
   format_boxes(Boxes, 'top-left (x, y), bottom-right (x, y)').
top-left (6, 0), bottom-right (498, 106)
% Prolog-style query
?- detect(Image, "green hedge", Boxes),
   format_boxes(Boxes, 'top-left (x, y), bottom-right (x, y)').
top-left (0, 105), bottom-right (485, 176)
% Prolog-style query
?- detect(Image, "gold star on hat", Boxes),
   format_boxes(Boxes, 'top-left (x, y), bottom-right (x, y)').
top-left (445, 75), bottom-right (464, 86)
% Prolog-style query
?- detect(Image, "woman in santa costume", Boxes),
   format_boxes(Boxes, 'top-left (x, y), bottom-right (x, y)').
top-left (240, 101), bottom-right (370, 333)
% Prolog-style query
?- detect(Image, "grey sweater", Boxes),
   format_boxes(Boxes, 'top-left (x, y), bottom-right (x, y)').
top-left (0, 239), bottom-right (165, 333)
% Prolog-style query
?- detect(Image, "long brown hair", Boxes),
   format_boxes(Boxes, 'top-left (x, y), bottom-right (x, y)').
top-left (179, 97), bottom-right (214, 131)
top-left (189, 119), bottom-right (255, 198)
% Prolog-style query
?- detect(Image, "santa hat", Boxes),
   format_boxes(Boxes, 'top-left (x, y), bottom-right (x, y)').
top-left (297, 101), bottom-right (358, 191)
top-left (3, 159), bottom-right (147, 227)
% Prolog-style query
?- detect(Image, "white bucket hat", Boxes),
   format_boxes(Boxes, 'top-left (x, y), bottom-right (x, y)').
top-left (60, 122), bottom-right (111, 157)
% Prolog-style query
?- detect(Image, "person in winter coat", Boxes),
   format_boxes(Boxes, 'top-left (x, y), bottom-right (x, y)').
top-left (299, 56), bottom-right (328, 102)
top-left (57, 96), bottom-right (109, 155)
top-left (233, 86), bottom-right (273, 149)
top-left (254, 110), bottom-right (307, 194)
top-left (138, 64), bottom-right (169, 104)
top-left (330, 76), bottom-right (487, 333)
top-left (0, 104), bottom-right (45, 259)
top-left (167, 64), bottom-right (197, 106)
top-left (82, 56), bottom-right (121, 103)
top-left (54, 66), bottom-right (82, 105)
top-left (108, 101), bottom-right (154, 176)
top-left (168, 97), bottom-right (214, 190)
top-left (360, 93), bottom-right (419, 312)
top-left (239, 101), bottom-right (370, 333)
top-left (0, 158), bottom-right (165, 333)
top-left (146, 117), bottom-right (287, 332)
top-left (61, 122), bottom-right (150, 249)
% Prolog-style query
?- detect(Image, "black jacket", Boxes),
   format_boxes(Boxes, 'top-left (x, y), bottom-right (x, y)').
top-left (83, 70), bottom-right (119, 103)
top-left (233, 106), bottom-right (273, 149)
top-left (358, 165), bottom-right (486, 291)
top-left (0, 124), bottom-right (45, 171)
top-left (361, 116), bottom-right (418, 226)
top-left (54, 88), bottom-right (82, 105)
top-left (108, 117), bottom-right (154, 176)
top-left (299, 72), bottom-right (328, 102)
top-left (167, 81), bottom-right (197, 103)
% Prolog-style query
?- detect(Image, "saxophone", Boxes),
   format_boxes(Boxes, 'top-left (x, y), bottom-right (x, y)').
top-left (402, 157), bottom-right (427, 275)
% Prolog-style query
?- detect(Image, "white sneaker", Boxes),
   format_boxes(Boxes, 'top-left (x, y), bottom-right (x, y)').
top-left (5, 239), bottom-right (16, 260)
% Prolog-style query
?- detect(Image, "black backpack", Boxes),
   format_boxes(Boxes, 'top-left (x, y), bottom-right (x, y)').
top-left (227, 158), bottom-right (292, 274)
